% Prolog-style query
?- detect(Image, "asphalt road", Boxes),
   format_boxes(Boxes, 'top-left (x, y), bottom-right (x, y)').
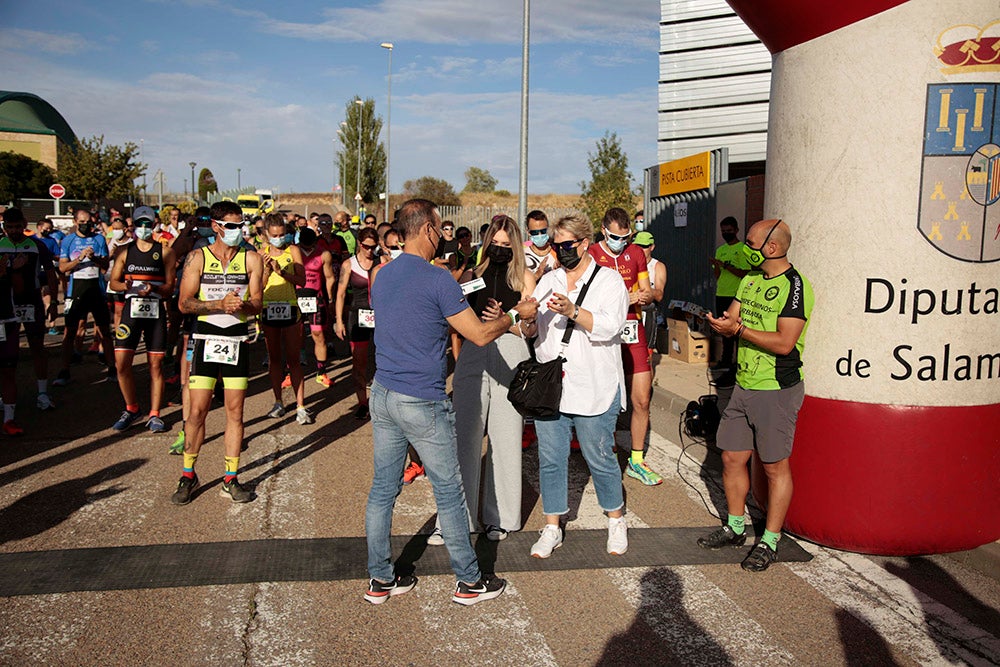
top-left (0, 338), bottom-right (998, 666)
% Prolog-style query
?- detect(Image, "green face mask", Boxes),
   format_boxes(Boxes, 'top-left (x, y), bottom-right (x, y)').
top-left (742, 220), bottom-right (785, 267)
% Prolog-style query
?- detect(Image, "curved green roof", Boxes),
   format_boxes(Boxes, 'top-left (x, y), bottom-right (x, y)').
top-left (0, 91), bottom-right (77, 146)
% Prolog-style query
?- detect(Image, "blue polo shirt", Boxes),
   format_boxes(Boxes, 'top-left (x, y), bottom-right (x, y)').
top-left (371, 253), bottom-right (468, 401)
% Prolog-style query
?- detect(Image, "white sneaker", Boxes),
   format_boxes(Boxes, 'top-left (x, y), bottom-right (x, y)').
top-left (530, 524), bottom-right (563, 558)
top-left (36, 393), bottom-right (55, 410)
top-left (426, 527), bottom-right (445, 546)
top-left (607, 516), bottom-right (628, 555)
top-left (295, 407), bottom-right (314, 424)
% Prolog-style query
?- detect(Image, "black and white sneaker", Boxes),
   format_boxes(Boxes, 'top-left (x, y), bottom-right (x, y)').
top-left (741, 542), bottom-right (778, 572)
top-left (697, 524), bottom-right (747, 549)
top-left (364, 574), bottom-right (417, 604)
top-left (452, 575), bottom-right (506, 606)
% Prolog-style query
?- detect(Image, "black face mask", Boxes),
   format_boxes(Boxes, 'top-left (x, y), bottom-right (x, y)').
top-left (557, 243), bottom-right (582, 270)
top-left (722, 231), bottom-right (738, 243)
top-left (487, 245), bottom-right (513, 264)
top-left (78, 223), bottom-right (94, 235)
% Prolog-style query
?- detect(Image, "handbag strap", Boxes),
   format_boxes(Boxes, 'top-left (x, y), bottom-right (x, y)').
top-left (560, 264), bottom-right (602, 347)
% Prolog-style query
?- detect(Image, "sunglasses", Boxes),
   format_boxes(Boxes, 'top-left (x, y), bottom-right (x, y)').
top-left (214, 219), bottom-right (242, 230)
top-left (528, 229), bottom-right (548, 236)
top-left (360, 243), bottom-right (379, 250)
top-left (552, 239), bottom-right (582, 252)
top-left (135, 220), bottom-right (155, 228)
top-left (603, 228), bottom-right (631, 243)
top-left (441, 227), bottom-right (454, 232)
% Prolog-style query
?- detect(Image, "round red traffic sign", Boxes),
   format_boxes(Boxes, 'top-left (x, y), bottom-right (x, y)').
top-left (49, 184), bottom-right (66, 199)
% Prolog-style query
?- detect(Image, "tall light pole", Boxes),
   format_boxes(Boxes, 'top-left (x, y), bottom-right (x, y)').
top-left (355, 99), bottom-right (364, 216)
top-left (140, 139), bottom-right (146, 204)
top-left (189, 161), bottom-right (197, 203)
top-left (237, 168), bottom-right (241, 190)
top-left (517, 0), bottom-right (530, 227)
top-left (380, 42), bottom-right (393, 221)
top-left (338, 121), bottom-right (347, 207)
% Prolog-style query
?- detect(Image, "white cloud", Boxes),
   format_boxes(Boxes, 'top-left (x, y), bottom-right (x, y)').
top-left (213, 0), bottom-right (657, 47)
top-left (0, 28), bottom-right (91, 55)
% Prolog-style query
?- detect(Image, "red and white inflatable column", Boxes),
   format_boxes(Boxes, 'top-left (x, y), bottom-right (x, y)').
top-left (727, 0), bottom-right (1000, 554)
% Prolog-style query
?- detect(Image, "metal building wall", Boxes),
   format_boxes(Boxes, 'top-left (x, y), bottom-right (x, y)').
top-left (659, 0), bottom-right (772, 165)
top-left (644, 148), bottom-right (729, 313)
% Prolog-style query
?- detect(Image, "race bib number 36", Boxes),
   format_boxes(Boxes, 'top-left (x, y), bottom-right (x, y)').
top-left (129, 297), bottom-right (159, 319)
top-left (359, 308), bottom-right (375, 328)
top-left (267, 302), bottom-right (293, 320)
top-left (620, 320), bottom-right (639, 345)
top-left (203, 337), bottom-right (240, 365)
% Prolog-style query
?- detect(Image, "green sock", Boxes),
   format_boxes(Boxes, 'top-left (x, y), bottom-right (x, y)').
top-left (762, 529), bottom-right (781, 550)
top-left (727, 514), bottom-right (745, 535)
top-left (630, 450), bottom-right (644, 465)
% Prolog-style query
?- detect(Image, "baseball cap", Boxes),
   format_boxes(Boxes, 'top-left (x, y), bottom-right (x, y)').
top-left (633, 231), bottom-right (654, 247)
top-left (133, 206), bottom-right (156, 223)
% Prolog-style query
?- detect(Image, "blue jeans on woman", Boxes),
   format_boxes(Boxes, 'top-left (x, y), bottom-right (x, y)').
top-left (533, 388), bottom-right (625, 516)
top-left (365, 381), bottom-right (482, 584)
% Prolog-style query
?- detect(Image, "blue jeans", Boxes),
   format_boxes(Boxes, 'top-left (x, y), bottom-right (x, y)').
top-left (365, 381), bottom-right (481, 584)
top-left (534, 388), bottom-right (624, 516)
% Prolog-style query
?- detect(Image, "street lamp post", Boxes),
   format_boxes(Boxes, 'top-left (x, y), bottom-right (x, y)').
top-left (380, 42), bottom-right (393, 221)
top-left (355, 99), bottom-right (364, 216)
top-left (189, 161), bottom-right (197, 203)
top-left (518, 0), bottom-right (530, 227)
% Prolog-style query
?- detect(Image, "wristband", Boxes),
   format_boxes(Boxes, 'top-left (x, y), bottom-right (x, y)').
top-left (736, 324), bottom-right (746, 338)
top-left (508, 309), bottom-right (520, 325)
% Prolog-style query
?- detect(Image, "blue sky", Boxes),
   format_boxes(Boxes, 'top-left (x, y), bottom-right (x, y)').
top-left (0, 0), bottom-right (659, 196)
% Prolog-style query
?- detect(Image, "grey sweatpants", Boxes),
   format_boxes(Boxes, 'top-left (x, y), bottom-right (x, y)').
top-left (450, 332), bottom-right (529, 533)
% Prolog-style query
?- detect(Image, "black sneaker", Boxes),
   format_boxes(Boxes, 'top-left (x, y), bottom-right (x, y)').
top-left (741, 542), bottom-right (778, 572)
top-left (354, 404), bottom-right (370, 420)
top-left (112, 409), bottom-right (141, 431)
top-left (220, 478), bottom-right (253, 503)
top-left (452, 575), bottom-right (506, 606)
top-left (364, 574), bottom-right (417, 605)
top-left (697, 525), bottom-right (747, 549)
top-left (171, 474), bottom-right (199, 505)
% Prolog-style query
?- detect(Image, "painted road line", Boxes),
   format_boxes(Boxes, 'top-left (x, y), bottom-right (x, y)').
top-left (788, 546), bottom-right (1000, 666)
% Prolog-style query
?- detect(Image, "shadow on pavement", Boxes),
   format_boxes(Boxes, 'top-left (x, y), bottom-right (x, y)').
top-left (0, 458), bottom-right (147, 544)
top-left (835, 608), bottom-right (902, 666)
top-left (597, 567), bottom-right (732, 666)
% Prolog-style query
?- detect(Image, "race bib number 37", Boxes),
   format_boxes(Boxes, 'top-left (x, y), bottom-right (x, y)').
top-left (15, 304), bottom-right (35, 323)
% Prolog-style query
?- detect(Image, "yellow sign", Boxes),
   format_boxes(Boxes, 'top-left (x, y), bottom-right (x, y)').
top-left (658, 152), bottom-right (711, 197)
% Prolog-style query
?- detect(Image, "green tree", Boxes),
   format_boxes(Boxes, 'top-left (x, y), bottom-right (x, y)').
top-left (337, 97), bottom-right (386, 209)
top-left (198, 168), bottom-right (218, 201)
top-left (463, 166), bottom-right (498, 193)
top-left (579, 131), bottom-right (634, 229)
top-left (0, 152), bottom-right (55, 203)
top-left (402, 176), bottom-right (461, 207)
top-left (56, 135), bottom-right (145, 204)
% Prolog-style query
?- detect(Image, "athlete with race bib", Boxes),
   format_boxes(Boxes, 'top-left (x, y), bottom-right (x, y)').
top-left (108, 206), bottom-right (176, 433)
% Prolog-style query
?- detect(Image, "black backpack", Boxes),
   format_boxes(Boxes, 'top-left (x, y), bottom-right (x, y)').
top-left (683, 394), bottom-right (720, 439)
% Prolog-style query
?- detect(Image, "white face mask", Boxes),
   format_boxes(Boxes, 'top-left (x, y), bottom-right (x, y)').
top-left (389, 248), bottom-right (403, 259)
top-left (111, 229), bottom-right (125, 241)
top-left (269, 236), bottom-right (286, 248)
top-left (134, 227), bottom-right (154, 241)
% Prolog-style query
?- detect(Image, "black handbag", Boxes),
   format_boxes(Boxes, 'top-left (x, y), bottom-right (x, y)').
top-left (507, 267), bottom-right (601, 418)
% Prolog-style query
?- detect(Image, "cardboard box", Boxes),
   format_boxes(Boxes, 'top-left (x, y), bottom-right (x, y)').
top-left (667, 317), bottom-right (709, 364)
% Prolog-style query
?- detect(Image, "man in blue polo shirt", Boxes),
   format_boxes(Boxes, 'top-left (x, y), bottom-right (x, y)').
top-left (363, 198), bottom-right (537, 606)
